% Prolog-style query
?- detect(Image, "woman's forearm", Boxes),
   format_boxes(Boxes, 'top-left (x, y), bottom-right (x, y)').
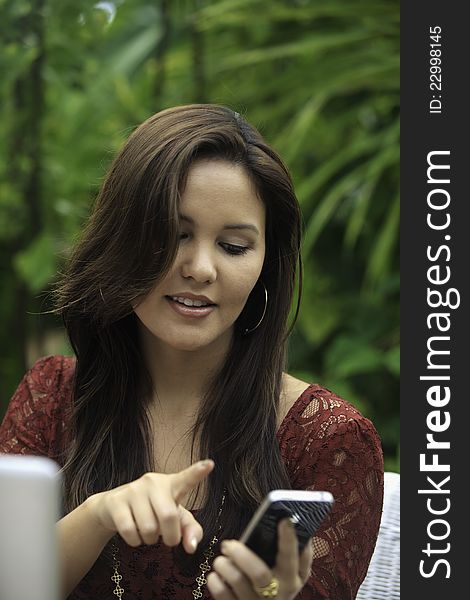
top-left (57, 494), bottom-right (113, 598)
top-left (57, 463), bottom-right (214, 597)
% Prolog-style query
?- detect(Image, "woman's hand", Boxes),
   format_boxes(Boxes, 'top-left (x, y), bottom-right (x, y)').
top-left (85, 459), bottom-right (214, 554)
top-left (207, 519), bottom-right (313, 600)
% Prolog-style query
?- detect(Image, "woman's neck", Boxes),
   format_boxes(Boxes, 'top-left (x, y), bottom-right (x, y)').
top-left (138, 326), bottom-right (232, 418)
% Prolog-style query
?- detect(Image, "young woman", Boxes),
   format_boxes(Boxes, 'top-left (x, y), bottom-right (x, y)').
top-left (0, 104), bottom-right (384, 600)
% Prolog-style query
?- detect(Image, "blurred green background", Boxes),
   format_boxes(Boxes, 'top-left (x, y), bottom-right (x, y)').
top-left (0, 0), bottom-right (399, 471)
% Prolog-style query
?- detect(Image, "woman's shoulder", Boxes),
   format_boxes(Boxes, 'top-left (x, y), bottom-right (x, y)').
top-left (29, 353), bottom-right (76, 372)
top-left (9, 354), bottom-right (76, 418)
top-left (0, 355), bottom-right (76, 458)
top-left (24, 354), bottom-right (76, 395)
top-left (279, 373), bottom-right (383, 481)
top-left (279, 372), bottom-right (378, 438)
top-left (279, 372), bottom-right (310, 425)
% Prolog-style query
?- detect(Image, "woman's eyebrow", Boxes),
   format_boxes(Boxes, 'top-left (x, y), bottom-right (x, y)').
top-left (223, 223), bottom-right (260, 234)
top-left (179, 214), bottom-right (259, 235)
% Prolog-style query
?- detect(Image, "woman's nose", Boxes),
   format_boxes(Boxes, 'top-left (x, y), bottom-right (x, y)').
top-left (180, 243), bottom-right (217, 283)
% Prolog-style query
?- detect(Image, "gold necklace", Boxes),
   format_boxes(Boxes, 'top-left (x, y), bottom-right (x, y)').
top-left (192, 493), bottom-right (225, 598)
top-left (110, 541), bottom-right (124, 599)
top-left (110, 493), bottom-right (226, 599)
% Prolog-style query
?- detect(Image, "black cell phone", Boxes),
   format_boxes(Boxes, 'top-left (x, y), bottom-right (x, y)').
top-left (239, 490), bottom-right (334, 567)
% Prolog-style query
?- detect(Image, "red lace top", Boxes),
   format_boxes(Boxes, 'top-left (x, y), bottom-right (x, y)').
top-left (0, 355), bottom-right (383, 600)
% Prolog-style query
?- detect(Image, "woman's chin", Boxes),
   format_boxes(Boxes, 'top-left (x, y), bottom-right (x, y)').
top-left (171, 339), bottom-right (209, 352)
top-left (165, 328), bottom-right (234, 354)
top-left (156, 332), bottom-right (215, 353)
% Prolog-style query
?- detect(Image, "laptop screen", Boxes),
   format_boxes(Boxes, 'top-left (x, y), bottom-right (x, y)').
top-left (0, 454), bottom-right (61, 600)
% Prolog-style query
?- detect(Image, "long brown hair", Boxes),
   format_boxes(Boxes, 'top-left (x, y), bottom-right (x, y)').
top-left (55, 104), bottom-right (303, 571)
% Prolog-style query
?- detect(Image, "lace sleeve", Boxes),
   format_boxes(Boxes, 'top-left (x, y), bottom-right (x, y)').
top-left (286, 391), bottom-right (384, 600)
top-left (0, 355), bottom-right (73, 462)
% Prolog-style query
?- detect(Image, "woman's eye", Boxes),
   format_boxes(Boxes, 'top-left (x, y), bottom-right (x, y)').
top-left (178, 235), bottom-right (248, 255)
top-left (220, 242), bottom-right (249, 256)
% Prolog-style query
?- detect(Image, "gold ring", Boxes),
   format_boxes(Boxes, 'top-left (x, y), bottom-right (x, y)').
top-left (253, 577), bottom-right (279, 598)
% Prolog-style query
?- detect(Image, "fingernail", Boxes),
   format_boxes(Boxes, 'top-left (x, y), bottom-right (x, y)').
top-left (199, 459), bottom-right (214, 468)
top-left (190, 537), bottom-right (198, 552)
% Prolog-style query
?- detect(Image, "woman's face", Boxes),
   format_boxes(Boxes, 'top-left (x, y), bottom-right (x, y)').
top-left (134, 159), bottom-right (266, 354)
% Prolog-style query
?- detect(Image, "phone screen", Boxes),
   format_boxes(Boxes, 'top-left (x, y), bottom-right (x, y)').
top-left (240, 491), bottom-right (333, 567)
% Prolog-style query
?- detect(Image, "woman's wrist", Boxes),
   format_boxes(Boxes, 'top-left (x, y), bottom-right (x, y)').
top-left (57, 492), bottom-right (117, 598)
top-left (83, 492), bottom-right (116, 542)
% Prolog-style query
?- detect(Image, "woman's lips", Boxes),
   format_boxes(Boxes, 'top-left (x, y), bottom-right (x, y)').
top-left (165, 296), bottom-right (216, 318)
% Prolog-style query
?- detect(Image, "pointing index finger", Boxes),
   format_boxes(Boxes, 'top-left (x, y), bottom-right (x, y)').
top-left (171, 459), bottom-right (215, 502)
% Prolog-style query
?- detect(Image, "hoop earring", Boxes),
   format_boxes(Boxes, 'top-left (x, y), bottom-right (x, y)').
top-left (243, 281), bottom-right (268, 336)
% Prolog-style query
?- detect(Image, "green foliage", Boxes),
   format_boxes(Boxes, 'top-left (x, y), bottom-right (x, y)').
top-left (13, 233), bottom-right (58, 293)
top-left (0, 0), bottom-right (399, 471)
